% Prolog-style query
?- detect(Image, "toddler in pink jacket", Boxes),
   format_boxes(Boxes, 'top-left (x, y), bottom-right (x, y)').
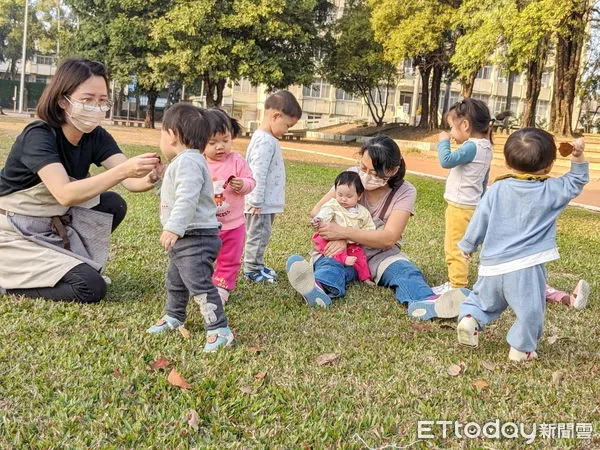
top-left (205, 109), bottom-right (256, 304)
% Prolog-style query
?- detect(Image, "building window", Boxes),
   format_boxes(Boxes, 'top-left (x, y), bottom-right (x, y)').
top-left (476, 65), bottom-right (492, 80)
top-left (35, 55), bottom-right (55, 66)
top-left (403, 59), bottom-right (416, 77)
top-left (303, 79), bottom-right (331, 98)
top-left (440, 91), bottom-right (461, 109)
top-left (233, 78), bottom-right (257, 93)
top-left (472, 93), bottom-right (490, 106)
top-left (335, 89), bottom-right (359, 102)
top-left (536, 100), bottom-right (549, 121)
top-left (399, 93), bottom-right (412, 114)
top-left (541, 71), bottom-right (552, 88)
top-left (370, 86), bottom-right (395, 105)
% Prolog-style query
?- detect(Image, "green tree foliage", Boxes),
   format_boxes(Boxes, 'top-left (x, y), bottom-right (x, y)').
top-left (63, 0), bottom-right (172, 128)
top-left (151, 0), bottom-right (330, 108)
top-left (321, 0), bottom-right (397, 127)
top-left (0, 0), bottom-right (56, 80)
top-left (370, 0), bottom-right (457, 129)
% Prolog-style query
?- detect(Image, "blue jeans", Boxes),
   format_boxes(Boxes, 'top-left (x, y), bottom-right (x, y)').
top-left (314, 257), bottom-right (434, 304)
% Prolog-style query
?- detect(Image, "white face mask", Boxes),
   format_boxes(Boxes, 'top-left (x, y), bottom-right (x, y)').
top-left (358, 170), bottom-right (388, 190)
top-left (64, 97), bottom-right (107, 133)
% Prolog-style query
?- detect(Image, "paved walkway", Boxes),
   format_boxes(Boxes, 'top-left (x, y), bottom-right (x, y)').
top-left (270, 139), bottom-right (600, 211)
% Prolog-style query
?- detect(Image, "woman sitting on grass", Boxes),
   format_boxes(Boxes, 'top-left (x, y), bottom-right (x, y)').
top-left (0, 58), bottom-right (161, 303)
top-left (286, 135), bottom-right (468, 320)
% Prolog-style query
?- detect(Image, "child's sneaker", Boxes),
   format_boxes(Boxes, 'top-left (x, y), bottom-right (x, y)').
top-left (286, 255), bottom-right (332, 308)
top-left (571, 279), bottom-right (590, 310)
top-left (146, 315), bottom-right (183, 334)
top-left (408, 288), bottom-right (469, 321)
top-left (508, 347), bottom-right (538, 362)
top-left (203, 326), bottom-right (234, 352)
top-left (245, 267), bottom-right (277, 283)
top-left (217, 287), bottom-right (230, 305)
top-left (457, 315), bottom-right (479, 347)
top-left (432, 281), bottom-right (452, 295)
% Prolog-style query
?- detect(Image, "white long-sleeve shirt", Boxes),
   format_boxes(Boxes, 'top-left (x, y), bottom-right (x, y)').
top-left (244, 130), bottom-right (285, 214)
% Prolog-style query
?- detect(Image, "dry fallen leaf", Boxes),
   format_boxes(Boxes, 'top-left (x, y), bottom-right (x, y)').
top-left (167, 368), bottom-right (192, 390)
top-left (248, 346), bottom-right (262, 354)
top-left (186, 409), bottom-right (200, 431)
top-left (178, 326), bottom-right (191, 339)
top-left (240, 386), bottom-right (253, 395)
top-left (481, 361), bottom-right (496, 371)
top-left (316, 353), bottom-right (340, 366)
top-left (552, 370), bottom-right (563, 386)
top-left (471, 379), bottom-right (489, 390)
top-left (411, 323), bottom-right (431, 332)
top-left (149, 357), bottom-right (171, 370)
top-left (547, 335), bottom-right (559, 345)
top-left (447, 363), bottom-right (465, 376)
top-left (113, 367), bottom-right (123, 378)
top-left (254, 371), bottom-right (268, 380)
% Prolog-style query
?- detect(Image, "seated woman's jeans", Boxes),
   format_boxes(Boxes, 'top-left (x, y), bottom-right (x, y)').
top-left (314, 257), bottom-right (434, 304)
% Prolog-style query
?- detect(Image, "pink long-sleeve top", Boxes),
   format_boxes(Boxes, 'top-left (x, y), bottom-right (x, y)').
top-left (206, 151), bottom-right (256, 230)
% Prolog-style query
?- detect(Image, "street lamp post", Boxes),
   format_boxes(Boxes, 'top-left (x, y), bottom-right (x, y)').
top-left (18, 0), bottom-right (29, 113)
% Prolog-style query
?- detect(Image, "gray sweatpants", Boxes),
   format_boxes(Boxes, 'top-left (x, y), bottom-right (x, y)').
top-left (165, 229), bottom-right (227, 330)
top-left (243, 213), bottom-right (276, 273)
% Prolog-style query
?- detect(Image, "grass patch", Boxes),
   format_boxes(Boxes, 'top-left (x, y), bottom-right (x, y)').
top-left (0, 141), bottom-right (599, 449)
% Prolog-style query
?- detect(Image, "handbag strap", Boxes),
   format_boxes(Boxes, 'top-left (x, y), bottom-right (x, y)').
top-left (378, 185), bottom-right (401, 222)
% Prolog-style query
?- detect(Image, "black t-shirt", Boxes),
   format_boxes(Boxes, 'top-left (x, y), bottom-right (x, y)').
top-left (0, 121), bottom-right (122, 196)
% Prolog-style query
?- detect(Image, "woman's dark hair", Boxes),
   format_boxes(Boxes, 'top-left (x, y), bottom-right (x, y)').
top-left (37, 58), bottom-right (109, 127)
top-left (207, 108), bottom-right (242, 138)
top-left (334, 171), bottom-right (365, 196)
top-left (162, 103), bottom-right (214, 152)
top-left (359, 135), bottom-right (406, 189)
top-left (447, 98), bottom-right (494, 144)
top-left (504, 127), bottom-right (556, 173)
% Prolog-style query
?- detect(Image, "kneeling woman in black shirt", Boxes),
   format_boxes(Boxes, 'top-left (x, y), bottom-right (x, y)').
top-left (0, 58), bottom-right (161, 303)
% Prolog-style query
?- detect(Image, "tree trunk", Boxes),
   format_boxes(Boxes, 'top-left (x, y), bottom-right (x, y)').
top-left (144, 90), bottom-right (158, 129)
top-left (505, 71), bottom-right (515, 112)
top-left (429, 64), bottom-right (443, 130)
top-left (135, 92), bottom-right (141, 120)
top-left (550, 5), bottom-right (586, 136)
top-left (521, 39), bottom-right (549, 128)
top-left (460, 69), bottom-right (477, 98)
top-left (417, 64), bottom-right (431, 128)
top-left (204, 74), bottom-right (226, 107)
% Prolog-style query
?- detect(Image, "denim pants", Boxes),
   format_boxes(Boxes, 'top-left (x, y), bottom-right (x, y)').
top-left (313, 257), bottom-right (434, 304)
top-left (459, 264), bottom-right (546, 352)
top-left (165, 229), bottom-right (227, 330)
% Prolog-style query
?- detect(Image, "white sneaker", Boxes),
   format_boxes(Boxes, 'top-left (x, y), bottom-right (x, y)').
top-left (102, 275), bottom-right (112, 285)
top-left (572, 280), bottom-right (590, 310)
top-left (508, 347), bottom-right (538, 362)
top-left (457, 315), bottom-right (479, 347)
top-left (217, 287), bottom-right (230, 306)
top-left (432, 281), bottom-right (452, 295)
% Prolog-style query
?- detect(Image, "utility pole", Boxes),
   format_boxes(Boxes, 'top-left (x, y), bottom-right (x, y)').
top-left (56, 0), bottom-right (60, 57)
top-left (18, 0), bottom-right (29, 113)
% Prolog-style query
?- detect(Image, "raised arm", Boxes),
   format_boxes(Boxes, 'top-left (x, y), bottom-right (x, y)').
top-left (102, 153), bottom-right (163, 192)
top-left (38, 153), bottom-right (159, 206)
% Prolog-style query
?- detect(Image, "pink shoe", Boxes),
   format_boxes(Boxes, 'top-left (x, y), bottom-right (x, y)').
top-left (545, 284), bottom-right (570, 306)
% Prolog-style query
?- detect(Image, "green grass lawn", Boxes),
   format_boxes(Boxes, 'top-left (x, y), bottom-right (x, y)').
top-left (0, 139), bottom-right (599, 449)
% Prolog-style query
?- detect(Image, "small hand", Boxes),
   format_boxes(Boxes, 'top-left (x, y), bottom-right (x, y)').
top-left (160, 230), bottom-right (179, 251)
top-left (247, 206), bottom-right (261, 216)
top-left (149, 161), bottom-right (167, 184)
top-left (439, 131), bottom-right (451, 142)
top-left (572, 137), bottom-right (585, 157)
top-left (310, 217), bottom-right (322, 230)
top-left (228, 177), bottom-right (244, 192)
top-left (461, 251), bottom-right (472, 262)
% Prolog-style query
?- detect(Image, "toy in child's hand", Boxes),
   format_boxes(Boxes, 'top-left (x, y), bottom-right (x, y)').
top-left (558, 142), bottom-right (573, 157)
top-left (310, 217), bottom-right (322, 229)
top-left (222, 175), bottom-right (236, 189)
